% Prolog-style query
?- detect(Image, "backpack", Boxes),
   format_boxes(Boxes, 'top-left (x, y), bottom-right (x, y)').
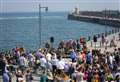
top-left (107, 74), bottom-right (113, 81)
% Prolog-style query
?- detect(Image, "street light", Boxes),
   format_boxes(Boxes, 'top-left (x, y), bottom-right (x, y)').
top-left (104, 8), bottom-right (108, 37)
top-left (39, 4), bottom-right (48, 48)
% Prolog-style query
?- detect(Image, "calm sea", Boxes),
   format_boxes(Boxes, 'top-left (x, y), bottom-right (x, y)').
top-left (0, 12), bottom-right (113, 50)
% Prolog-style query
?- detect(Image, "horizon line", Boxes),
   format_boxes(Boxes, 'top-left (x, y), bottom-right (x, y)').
top-left (0, 9), bottom-right (120, 14)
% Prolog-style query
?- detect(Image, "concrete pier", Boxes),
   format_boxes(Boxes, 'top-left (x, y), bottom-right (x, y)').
top-left (68, 14), bottom-right (120, 27)
top-left (87, 32), bottom-right (120, 53)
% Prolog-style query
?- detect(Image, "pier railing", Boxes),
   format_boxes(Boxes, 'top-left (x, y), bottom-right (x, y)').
top-left (86, 27), bottom-right (120, 48)
top-left (68, 14), bottom-right (120, 27)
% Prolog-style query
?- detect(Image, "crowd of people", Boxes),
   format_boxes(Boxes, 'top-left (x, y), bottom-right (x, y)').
top-left (0, 34), bottom-right (120, 82)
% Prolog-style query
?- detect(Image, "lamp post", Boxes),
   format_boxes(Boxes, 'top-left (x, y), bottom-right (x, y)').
top-left (39, 4), bottom-right (48, 48)
top-left (105, 8), bottom-right (107, 37)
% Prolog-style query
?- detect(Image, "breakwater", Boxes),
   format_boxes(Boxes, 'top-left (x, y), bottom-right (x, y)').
top-left (68, 14), bottom-right (120, 27)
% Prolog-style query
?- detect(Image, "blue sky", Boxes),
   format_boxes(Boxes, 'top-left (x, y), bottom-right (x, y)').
top-left (0, 0), bottom-right (119, 13)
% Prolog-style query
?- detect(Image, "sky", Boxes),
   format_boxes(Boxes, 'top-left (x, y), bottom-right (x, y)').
top-left (0, 0), bottom-right (120, 13)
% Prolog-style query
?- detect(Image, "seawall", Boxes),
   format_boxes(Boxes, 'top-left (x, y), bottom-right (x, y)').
top-left (68, 14), bottom-right (120, 27)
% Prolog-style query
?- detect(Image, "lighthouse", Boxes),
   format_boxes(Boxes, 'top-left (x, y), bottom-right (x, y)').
top-left (74, 7), bottom-right (80, 15)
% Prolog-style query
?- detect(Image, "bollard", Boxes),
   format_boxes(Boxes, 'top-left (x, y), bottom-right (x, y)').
top-left (110, 30), bottom-right (112, 34)
top-left (100, 41), bottom-right (101, 48)
top-left (101, 33), bottom-right (104, 37)
top-left (117, 28), bottom-right (119, 32)
top-left (116, 28), bottom-right (118, 33)
top-left (96, 34), bottom-right (97, 38)
top-left (105, 32), bottom-right (107, 37)
top-left (112, 29), bottom-right (114, 34)
top-left (109, 31), bottom-right (111, 35)
top-left (98, 34), bottom-right (100, 38)
top-left (45, 42), bottom-right (50, 49)
top-left (119, 33), bottom-right (120, 40)
top-left (118, 28), bottom-right (120, 32)
top-left (107, 31), bottom-right (109, 35)
top-left (93, 35), bottom-right (97, 42)
top-left (91, 41), bottom-right (93, 47)
top-left (93, 35), bottom-right (97, 49)
top-left (115, 29), bottom-right (117, 33)
top-left (114, 29), bottom-right (116, 33)
top-left (115, 28), bottom-right (117, 33)
top-left (88, 36), bottom-right (91, 41)
top-left (50, 37), bottom-right (54, 48)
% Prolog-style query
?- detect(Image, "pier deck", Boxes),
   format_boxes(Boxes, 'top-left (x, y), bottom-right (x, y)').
top-left (74, 14), bottom-right (120, 21)
top-left (87, 32), bottom-right (120, 53)
top-left (68, 14), bottom-right (120, 27)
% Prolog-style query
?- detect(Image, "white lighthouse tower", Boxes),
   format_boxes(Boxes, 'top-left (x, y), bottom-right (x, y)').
top-left (74, 6), bottom-right (80, 15)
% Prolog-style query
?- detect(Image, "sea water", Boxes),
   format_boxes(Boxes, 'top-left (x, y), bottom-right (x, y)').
top-left (0, 12), bottom-right (113, 50)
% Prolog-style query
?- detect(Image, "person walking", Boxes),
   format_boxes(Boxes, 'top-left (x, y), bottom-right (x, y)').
top-left (26, 70), bottom-right (33, 82)
top-left (70, 49), bottom-right (77, 62)
top-left (3, 71), bottom-right (10, 82)
top-left (40, 71), bottom-right (48, 82)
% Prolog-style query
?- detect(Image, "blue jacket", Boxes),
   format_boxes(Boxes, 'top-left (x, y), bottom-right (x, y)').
top-left (3, 72), bottom-right (9, 82)
top-left (86, 52), bottom-right (92, 62)
top-left (70, 51), bottom-right (77, 59)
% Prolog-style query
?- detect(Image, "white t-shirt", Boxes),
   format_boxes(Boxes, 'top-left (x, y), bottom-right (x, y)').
top-left (40, 57), bottom-right (47, 68)
top-left (28, 53), bottom-right (33, 61)
top-left (46, 53), bottom-right (52, 61)
top-left (109, 55), bottom-right (113, 65)
top-left (57, 60), bottom-right (65, 70)
top-left (51, 58), bottom-right (58, 66)
top-left (19, 56), bottom-right (25, 66)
